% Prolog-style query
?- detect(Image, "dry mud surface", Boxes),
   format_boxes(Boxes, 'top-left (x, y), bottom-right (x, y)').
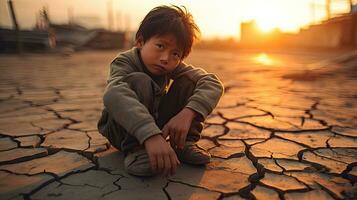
top-left (0, 49), bottom-right (356, 199)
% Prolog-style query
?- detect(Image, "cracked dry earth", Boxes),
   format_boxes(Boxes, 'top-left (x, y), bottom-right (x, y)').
top-left (0, 49), bottom-right (357, 200)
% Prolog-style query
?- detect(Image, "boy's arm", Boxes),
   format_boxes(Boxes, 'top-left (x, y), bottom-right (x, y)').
top-left (103, 57), bottom-right (162, 144)
top-left (162, 107), bottom-right (197, 149)
top-left (163, 63), bottom-right (224, 149)
top-left (170, 63), bottom-right (224, 118)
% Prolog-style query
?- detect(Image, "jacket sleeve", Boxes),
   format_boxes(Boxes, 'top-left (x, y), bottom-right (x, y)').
top-left (103, 57), bottom-right (161, 144)
top-left (170, 63), bottom-right (224, 118)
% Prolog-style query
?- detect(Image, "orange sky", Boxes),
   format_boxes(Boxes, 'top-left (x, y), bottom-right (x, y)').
top-left (0, 0), bottom-right (352, 39)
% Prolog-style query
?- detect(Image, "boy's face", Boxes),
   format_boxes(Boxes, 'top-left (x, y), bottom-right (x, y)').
top-left (137, 34), bottom-right (183, 76)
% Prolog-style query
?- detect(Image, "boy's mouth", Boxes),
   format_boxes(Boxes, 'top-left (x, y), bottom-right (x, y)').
top-left (153, 64), bottom-right (166, 72)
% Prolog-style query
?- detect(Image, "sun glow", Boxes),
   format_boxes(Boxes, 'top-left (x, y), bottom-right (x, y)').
top-left (256, 19), bottom-right (279, 33)
top-left (254, 53), bottom-right (274, 66)
top-left (248, 0), bottom-right (308, 33)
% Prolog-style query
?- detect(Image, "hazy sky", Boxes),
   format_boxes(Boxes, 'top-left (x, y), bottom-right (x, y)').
top-left (0, 0), bottom-right (351, 39)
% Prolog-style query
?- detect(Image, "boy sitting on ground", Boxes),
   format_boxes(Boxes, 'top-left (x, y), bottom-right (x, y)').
top-left (98, 5), bottom-right (224, 177)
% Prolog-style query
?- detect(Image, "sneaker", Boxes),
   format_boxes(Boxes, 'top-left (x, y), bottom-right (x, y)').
top-left (124, 148), bottom-right (154, 177)
top-left (175, 141), bottom-right (211, 165)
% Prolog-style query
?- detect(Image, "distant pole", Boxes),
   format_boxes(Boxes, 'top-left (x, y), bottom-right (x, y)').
top-left (325, 0), bottom-right (331, 19)
top-left (107, 0), bottom-right (114, 31)
top-left (68, 7), bottom-right (74, 24)
top-left (125, 14), bottom-right (131, 32)
top-left (310, 0), bottom-right (316, 24)
top-left (116, 11), bottom-right (121, 31)
top-left (349, 0), bottom-right (353, 12)
top-left (8, 0), bottom-right (23, 53)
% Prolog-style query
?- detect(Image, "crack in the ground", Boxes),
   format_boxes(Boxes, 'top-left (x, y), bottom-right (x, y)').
top-left (330, 127), bottom-right (357, 139)
top-left (25, 165), bottom-right (97, 199)
top-left (301, 116), bottom-right (306, 127)
top-left (100, 176), bottom-right (123, 198)
top-left (201, 123), bottom-right (230, 148)
top-left (341, 162), bottom-right (357, 185)
top-left (167, 179), bottom-right (223, 195)
top-left (216, 107), bottom-right (271, 122)
top-left (241, 140), bottom-right (267, 198)
top-left (273, 134), bottom-right (315, 149)
top-left (326, 135), bottom-right (335, 148)
top-left (297, 148), bottom-right (357, 178)
top-left (0, 146), bottom-right (17, 152)
top-left (273, 158), bottom-right (285, 173)
top-left (286, 173), bottom-right (312, 190)
top-left (309, 148), bottom-right (351, 165)
top-left (235, 118), bottom-right (330, 133)
top-left (81, 132), bottom-right (92, 153)
top-left (162, 181), bottom-right (171, 200)
top-left (247, 106), bottom-right (274, 117)
top-left (24, 168), bottom-right (124, 199)
top-left (44, 107), bottom-right (80, 124)
top-left (57, 181), bottom-right (102, 189)
top-left (305, 101), bottom-right (330, 127)
top-left (330, 147), bottom-right (357, 158)
top-left (0, 149), bottom-right (48, 166)
top-left (314, 181), bottom-right (343, 200)
top-left (0, 168), bottom-right (58, 179)
top-left (258, 179), bottom-right (311, 195)
top-left (275, 117), bottom-right (302, 129)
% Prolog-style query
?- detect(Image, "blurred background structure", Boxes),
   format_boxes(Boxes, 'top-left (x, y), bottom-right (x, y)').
top-left (0, 0), bottom-right (130, 53)
top-left (0, 0), bottom-right (356, 53)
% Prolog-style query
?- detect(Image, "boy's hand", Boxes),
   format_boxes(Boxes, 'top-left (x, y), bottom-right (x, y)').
top-left (162, 108), bottom-right (197, 149)
top-left (144, 134), bottom-right (180, 176)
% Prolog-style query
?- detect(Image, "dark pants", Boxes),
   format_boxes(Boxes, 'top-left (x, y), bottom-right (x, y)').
top-left (97, 72), bottom-right (204, 154)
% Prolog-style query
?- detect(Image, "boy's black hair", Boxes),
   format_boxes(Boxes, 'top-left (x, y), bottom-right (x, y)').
top-left (135, 5), bottom-right (200, 58)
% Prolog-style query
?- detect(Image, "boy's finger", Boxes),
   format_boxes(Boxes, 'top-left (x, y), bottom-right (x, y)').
top-left (163, 155), bottom-right (171, 177)
top-left (169, 130), bottom-right (175, 147)
top-left (179, 132), bottom-right (187, 149)
top-left (174, 130), bottom-right (181, 149)
top-left (149, 155), bottom-right (158, 173)
top-left (169, 153), bottom-right (177, 175)
top-left (157, 155), bottom-right (164, 173)
top-left (175, 153), bottom-right (180, 165)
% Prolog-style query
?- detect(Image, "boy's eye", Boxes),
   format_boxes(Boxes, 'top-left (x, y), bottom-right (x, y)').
top-left (173, 52), bottom-right (181, 59)
top-left (156, 44), bottom-right (164, 49)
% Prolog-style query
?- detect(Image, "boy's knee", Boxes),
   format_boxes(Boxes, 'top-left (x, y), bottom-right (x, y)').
top-left (122, 72), bottom-right (152, 88)
top-left (123, 72), bottom-right (161, 112)
top-left (123, 72), bottom-right (160, 95)
top-left (123, 72), bottom-right (152, 84)
top-left (169, 75), bottom-right (196, 95)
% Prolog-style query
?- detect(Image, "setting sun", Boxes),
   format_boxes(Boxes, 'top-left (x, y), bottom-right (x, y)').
top-left (252, 3), bottom-right (281, 32)
top-left (256, 19), bottom-right (279, 33)
top-left (249, 0), bottom-right (310, 33)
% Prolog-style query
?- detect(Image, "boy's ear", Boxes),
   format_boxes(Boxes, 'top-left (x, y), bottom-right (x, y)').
top-left (136, 36), bottom-right (144, 48)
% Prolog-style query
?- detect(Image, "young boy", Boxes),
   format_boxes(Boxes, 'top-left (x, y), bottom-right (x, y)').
top-left (98, 5), bottom-right (224, 177)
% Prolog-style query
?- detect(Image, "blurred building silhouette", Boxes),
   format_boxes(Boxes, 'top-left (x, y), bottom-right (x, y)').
top-left (294, 12), bottom-right (357, 48)
top-left (0, 28), bottom-right (55, 52)
top-left (36, 7), bottom-right (128, 51)
top-left (240, 11), bottom-right (357, 49)
top-left (0, 6), bottom-right (130, 53)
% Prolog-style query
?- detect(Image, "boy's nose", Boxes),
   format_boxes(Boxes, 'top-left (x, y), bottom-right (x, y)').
top-left (160, 53), bottom-right (169, 64)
